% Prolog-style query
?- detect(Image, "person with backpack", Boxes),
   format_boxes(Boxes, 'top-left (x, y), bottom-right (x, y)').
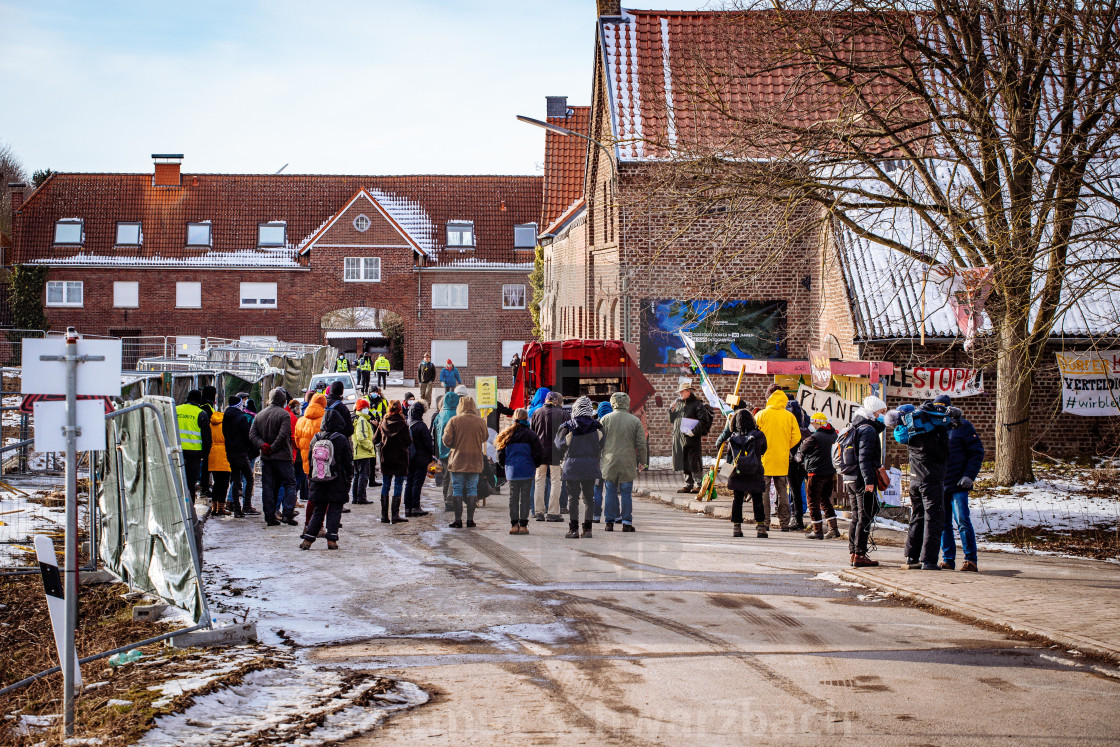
top-left (755, 388), bottom-right (803, 531)
top-left (785, 394), bottom-right (811, 531)
top-left (891, 399), bottom-right (955, 570)
top-left (325, 381), bottom-right (354, 438)
top-left (295, 393), bottom-right (327, 524)
top-left (555, 396), bottom-right (604, 539)
top-left (724, 408), bottom-right (768, 538)
top-left (669, 380), bottom-right (712, 494)
top-left (249, 387), bottom-right (299, 527)
top-left (599, 391), bottom-right (648, 533)
top-left (496, 407), bottom-right (543, 534)
top-left (838, 395), bottom-right (888, 567)
top-left (351, 399), bottom-right (375, 504)
top-left (934, 394), bottom-right (984, 572)
top-left (374, 400), bottom-right (412, 523)
top-left (300, 408), bottom-right (354, 550)
top-left (405, 401), bottom-right (433, 517)
top-left (442, 395), bottom-right (489, 528)
top-left (797, 412), bottom-right (840, 540)
top-left (531, 391), bottom-right (567, 521)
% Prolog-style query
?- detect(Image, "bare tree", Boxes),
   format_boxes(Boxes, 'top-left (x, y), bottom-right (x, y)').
top-left (0, 141), bottom-right (28, 239)
top-left (629, 0), bottom-right (1120, 484)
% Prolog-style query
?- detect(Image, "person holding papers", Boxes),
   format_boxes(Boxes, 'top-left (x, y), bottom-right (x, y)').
top-left (669, 379), bottom-right (712, 493)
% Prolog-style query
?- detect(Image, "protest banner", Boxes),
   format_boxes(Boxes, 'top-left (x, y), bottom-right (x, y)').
top-left (884, 367), bottom-right (985, 399)
top-left (808, 347), bottom-right (832, 390)
top-left (796, 385), bottom-right (861, 430)
top-left (1055, 350), bottom-right (1120, 416)
top-left (474, 376), bottom-right (498, 410)
top-left (680, 332), bottom-right (732, 416)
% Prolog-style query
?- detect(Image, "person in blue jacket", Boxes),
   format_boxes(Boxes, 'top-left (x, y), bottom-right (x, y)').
top-left (439, 359), bottom-right (462, 393)
top-left (496, 407), bottom-right (543, 534)
top-left (934, 394), bottom-right (984, 572)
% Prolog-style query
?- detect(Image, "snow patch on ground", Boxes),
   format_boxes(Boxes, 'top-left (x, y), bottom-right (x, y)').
top-left (648, 456), bottom-right (716, 470)
top-left (970, 478), bottom-right (1120, 535)
top-left (138, 665), bottom-right (427, 746)
top-left (815, 572), bottom-right (864, 588)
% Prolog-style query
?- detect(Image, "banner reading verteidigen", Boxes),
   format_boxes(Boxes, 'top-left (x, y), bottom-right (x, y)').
top-left (1055, 350), bottom-right (1120, 416)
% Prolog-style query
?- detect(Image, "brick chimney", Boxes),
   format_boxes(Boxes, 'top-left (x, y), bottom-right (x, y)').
top-left (596, 0), bottom-right (621, 16)
top-left (152, 154), bottom-right (183, 187)
top-left (546, 96), bottom-right (570, 119)
top-left (8, 183), bottom-right (26, 213)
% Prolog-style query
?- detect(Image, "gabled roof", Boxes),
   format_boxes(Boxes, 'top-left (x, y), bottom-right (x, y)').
top-left (599, 8), bottom-right (900, 160)
top-left (13, 173), bottom-right (541, 268)
top-left (542, 197), bottom-right (586, 238)
top-left (541, 106), bottom-right (590, 229)
top-left (298, 187), bottom-right (428, 257)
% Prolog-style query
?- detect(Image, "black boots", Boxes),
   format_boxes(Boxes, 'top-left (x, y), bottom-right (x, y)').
top-left (565, 522), bottom-right (580, 539)
top-left (581, 521), bottom-right (592, 538)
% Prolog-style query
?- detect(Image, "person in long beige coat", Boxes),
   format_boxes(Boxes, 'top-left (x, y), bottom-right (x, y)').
top-left (599, 391), bottom-right (648, 531)
top-left (441, 396), bottom-right (488, 528)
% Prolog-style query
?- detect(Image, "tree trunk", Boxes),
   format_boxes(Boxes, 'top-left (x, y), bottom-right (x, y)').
top-left (993, 306), bottom-right (1036, 485)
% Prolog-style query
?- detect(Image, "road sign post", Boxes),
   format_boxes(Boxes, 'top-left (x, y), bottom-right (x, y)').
top-left (22, 328), bottom-right (120, 737)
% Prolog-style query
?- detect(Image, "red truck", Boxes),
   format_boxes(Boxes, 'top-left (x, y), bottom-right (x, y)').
top-left (509, 340), bottom-right (655, 412)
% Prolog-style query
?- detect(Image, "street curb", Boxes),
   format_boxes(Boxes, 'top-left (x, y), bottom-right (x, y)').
top-left (838, 569), bottom-right (1120, 664)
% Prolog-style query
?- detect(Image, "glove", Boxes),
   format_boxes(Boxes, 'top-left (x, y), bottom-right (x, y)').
top-left (260, 443), bottom-right (272, 456)
top-left (682, 429), bottom-right (694, 438)
top-left (958, 476), bottom-right (974, 490)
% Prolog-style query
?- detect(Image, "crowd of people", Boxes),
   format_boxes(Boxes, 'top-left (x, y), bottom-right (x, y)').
top-left (175, 357), bottom-right (984, 569)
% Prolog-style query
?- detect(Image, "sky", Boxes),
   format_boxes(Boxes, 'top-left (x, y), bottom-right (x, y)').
top-left (0, 0), bottom-right (717, 177)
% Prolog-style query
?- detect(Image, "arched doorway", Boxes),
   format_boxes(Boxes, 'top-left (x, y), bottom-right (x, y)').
top-left (320, 307), bottom-right (404, 369)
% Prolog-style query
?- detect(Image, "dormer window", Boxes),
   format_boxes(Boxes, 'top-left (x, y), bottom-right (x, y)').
top-left (186, 222), bottom-right (211, 246)
top-left (115, 222), bottom-right (142, 246)
top-left (514, 223), bottom-right (537, 248)
top-left (447, 221), bottom-right (475, 248)
top-left (258, 222), bottom-right (286, 247)
top-left (53, 219), bottom-right (83, 245)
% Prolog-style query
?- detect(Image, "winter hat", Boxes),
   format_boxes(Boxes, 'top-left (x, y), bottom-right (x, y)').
top-left (329, 381), bottom-right (345, 397)
top-left (228, 395), bottom-right (242, 406)
top-left (596, 400), bottom-right (613, 419)
top-left (355, 398), bottom-right (369, 412)
top-left (404, 391), bottom-right (415, 401)
top-left (201, 385), bottom-right (217, 404)
top-left (186, 389), bottom-right (202, 405)
top-left (454, 384), bottom-right (469, 396)
top-left (810, 412), bottom-right (828, 424)
top-left (572, 396), bottom-right (595, 419)
top-left (446, 359), bottom-right (454, 366)
top-left (862, 395), bottom-right (887, 413)
top-left (547, 391), bottom-right (563, 406)
top-left (933, 394), bottom-right (952, 406)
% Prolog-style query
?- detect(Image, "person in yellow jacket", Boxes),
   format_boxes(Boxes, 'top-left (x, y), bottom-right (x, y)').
top-left (754, 387), bottom-right (802, 531)
top-left (208, 410), bottom-right (231, 516)
top-left (352, 399), bottom-right (376, 504)
top-left (374, 353), bottom-right (391, 390)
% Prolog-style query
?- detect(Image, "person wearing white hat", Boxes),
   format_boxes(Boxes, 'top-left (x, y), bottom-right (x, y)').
top-left (669, 379), bottom-right (712, 493)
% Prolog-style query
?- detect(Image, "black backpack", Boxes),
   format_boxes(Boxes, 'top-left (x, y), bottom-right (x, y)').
top-left (834, 425), bottom-right (862, 477)
top-left (728, 432), bottom-right (763, 478)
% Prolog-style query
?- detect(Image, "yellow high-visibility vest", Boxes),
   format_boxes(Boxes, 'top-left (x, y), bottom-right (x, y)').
top-left (358, 358), bottom-right (372, 372)
top-left (176, 403), bottom-right (204, 451)
top-left (374, 356), bottom-right (390, 372)
top-left (335, 358), bottom-right (349, 372)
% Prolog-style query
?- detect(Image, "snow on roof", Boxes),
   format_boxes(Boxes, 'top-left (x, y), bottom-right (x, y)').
top-left (437, 258), bottom-right (533, 270)
top-left (367, 188), bottom-right (435, 255)
top-left (34, 247), bottom-right (301, 269)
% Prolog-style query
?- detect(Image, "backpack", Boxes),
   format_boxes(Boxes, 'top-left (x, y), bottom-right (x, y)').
top-left (893, 403), bottom-right (951, 445)
top-left (834, 425), bottom-right (861, 476)
top-left (728, 432), bottom-right (763, 478)
top-left (309, 435), bottom-right (337, 482)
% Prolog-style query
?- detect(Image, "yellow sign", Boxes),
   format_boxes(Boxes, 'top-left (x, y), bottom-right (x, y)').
top-left (474, 376), bottom-right (498, 410)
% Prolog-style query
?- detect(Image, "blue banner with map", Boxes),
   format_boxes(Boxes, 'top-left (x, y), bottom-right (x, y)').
top-left (639, 299), bottom-right (787, 374)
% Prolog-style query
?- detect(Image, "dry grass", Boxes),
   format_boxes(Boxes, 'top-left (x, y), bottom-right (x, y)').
top-left (985, 524), bottom-right (1120, 561)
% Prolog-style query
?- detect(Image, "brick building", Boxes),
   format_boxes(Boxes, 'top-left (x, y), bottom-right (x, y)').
top-left (8, 157), bottom-right (540, 377)
top-left (538, 2), bottom-right (1120, 456)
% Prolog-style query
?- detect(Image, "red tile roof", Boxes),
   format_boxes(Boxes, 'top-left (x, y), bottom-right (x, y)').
top-left (541, 106), bottom-right (591, 229)
top-left (13, 173), bottom-right (541, 268)
top-left (601, 9), bottom-right (904, 159)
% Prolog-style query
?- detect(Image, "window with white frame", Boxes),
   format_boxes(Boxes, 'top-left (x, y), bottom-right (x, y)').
top-left (446, 222), bottom-right (474, 247)
top-left (176, 281), bottom-right (202, 308)
top-left (344, 257), bottom-right (381, 282)
top-left (113, 281), bottom-right (139, 308)
top-left (186, 222), bottom-right (211, 246)
top-left (258, 222), bottom-right (286, 246)
top-left (432, 283), bottom-right (468, 309)
top-left (353, 214), bottom-right (371, 232)
top-left (502, 284), bottom-right (526, 309)
top-left (514, 223), bottom-right (537, 248)
top-left (175, 336), bottom-right (202, 358)
top-left (240, 282), bottom-right (277, 308)
top-left (115, 222), bottom-right (142, 245)
top-left (53, 219), bottom-right (83, 245)
top-left (46, 280), bottom-right (83, 307)
top-left (502, 340), bottom-right (525, 366)
top-left (431, 340), bottom-right (468, 367)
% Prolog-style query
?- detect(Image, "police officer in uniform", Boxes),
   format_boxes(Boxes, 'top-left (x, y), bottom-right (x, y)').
top-left (176, 389), bottom-right (211, 502)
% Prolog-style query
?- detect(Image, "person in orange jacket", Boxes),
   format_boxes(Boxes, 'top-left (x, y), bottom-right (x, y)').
top-left (295, 393), bottom-right (327, 525)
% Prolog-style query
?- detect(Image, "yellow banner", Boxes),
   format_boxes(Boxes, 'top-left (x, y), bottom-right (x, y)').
top-left (474, 376), bottom-right (498, 410)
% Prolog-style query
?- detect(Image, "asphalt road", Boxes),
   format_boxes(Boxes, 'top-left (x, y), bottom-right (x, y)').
top-left (285, 481), bottom-right (1120, 745)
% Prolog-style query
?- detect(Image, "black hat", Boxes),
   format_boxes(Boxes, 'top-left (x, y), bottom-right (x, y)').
top-left (187, 389), bottom-right (202, 404)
